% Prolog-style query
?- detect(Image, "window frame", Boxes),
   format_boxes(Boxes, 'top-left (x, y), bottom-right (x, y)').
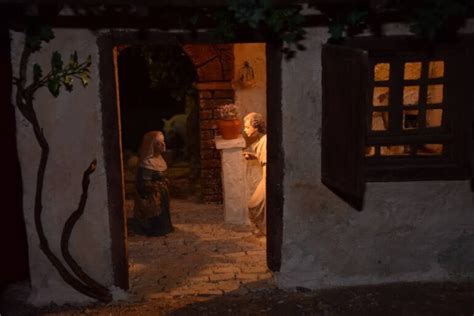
top-left (343, 36), bottom-right (473, 182)
top-left (321, 36), bottom-right (474, 210)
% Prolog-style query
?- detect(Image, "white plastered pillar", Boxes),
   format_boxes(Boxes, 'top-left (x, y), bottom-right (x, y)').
top-left (215, 135), bottom-right (249, 225)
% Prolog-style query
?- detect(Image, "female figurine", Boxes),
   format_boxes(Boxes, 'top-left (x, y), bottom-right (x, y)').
top-left (243, 112), bottom-right (267, 236)
top-left (131, 131), bottom-right (173, 236)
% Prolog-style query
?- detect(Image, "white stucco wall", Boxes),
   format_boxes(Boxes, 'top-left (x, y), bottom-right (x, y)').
top-left (11, 29), bottom-right (113, 305)
top-left (278, 25), bottom-right (474, 289)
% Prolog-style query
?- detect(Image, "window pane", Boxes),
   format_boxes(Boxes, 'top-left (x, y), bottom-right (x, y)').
top-left (427, 84), bottom-right (443, 104)
top-left (403, 85), bottom-right (420, 106)
top-left (374, 63), bottom-right (390, 81)
top-left (403, 110), bottom-right (419, 130)
top-left (371, 111), bottom-right (389, 131)
top-left (381, 145), bottom-right (409, 156)
top-left (365, 146), bottom-right (376, 157)
top-left (416, 144), bottom-right (443, 155)
top-left (373, 87), bottom-right (389, 106)
top-left (404, 62), bottom-right (422, 80)
top-left (428, 61), bottom-right (444, 78)
top-left (426, 109), bottom-right (443, 127)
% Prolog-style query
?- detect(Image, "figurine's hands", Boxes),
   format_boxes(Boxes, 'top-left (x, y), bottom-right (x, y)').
top-left (243, 151), bottom-right (257, 159)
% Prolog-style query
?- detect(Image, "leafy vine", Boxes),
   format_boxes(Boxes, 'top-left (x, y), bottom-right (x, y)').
top-left (404, 0), bottom-right (472, 41)
top-left (14, 24), bottom-right (112, 302)
top-left (317, 0), bottom-right (472, 43)
top-left (210, 0), bottom-right (306, 58)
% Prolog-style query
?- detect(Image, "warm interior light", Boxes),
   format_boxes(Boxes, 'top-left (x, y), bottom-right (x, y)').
top-left (404, 62), bottom-right (422, 80)
top-left (369, 60), bottom-right (446, 157)
top-left (374, 63), bottom-right (390, 81)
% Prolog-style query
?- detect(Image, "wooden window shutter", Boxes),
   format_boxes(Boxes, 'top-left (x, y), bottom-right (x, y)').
top-left (461, 47), bottom-right (474, 191)
top-left (321, 44), bottom-right (369, 210)
top-left (443, 47), bottom-right (474, 189)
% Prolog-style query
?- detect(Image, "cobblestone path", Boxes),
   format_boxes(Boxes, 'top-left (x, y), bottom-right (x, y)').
top-left (127, 198), bottom-right (274, 301)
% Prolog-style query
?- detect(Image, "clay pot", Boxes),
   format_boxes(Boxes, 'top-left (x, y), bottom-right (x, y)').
top-left (217, 119), bottom-right (241, 139)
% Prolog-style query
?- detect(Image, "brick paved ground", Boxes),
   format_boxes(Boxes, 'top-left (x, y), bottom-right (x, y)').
top-left (127, 197), bottom-right (274, 301)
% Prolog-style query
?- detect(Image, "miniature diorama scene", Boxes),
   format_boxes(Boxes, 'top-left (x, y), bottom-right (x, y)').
top-left (115, 43), bottom-right (271, 299)
top-left (3, 2), bottom-right (474, 314)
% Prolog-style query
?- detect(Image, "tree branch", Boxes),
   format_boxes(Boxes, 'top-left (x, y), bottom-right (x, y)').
top-left (60, 159), bottom-right (112, 301)
top-left (14, 29), bottom-right (113, 303)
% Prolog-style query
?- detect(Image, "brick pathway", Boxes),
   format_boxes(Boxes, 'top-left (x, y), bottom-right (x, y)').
top-left (127, 198), bottom-right (274, 301)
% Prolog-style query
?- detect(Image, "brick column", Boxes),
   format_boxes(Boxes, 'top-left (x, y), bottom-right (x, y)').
top-left (197, 82), bottom-right (234, 203)
top-left (182, 44), bottom-right (234, 204)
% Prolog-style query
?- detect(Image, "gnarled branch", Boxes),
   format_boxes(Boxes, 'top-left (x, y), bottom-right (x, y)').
top-left (60, 159), bottom-right (112, 301)
top-left (14, 28), bottom-right (113, 303)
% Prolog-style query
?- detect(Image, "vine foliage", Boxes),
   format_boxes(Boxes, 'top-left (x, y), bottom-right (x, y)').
top-left (404, 0), bottom-right (472, 41)
top-left (211, 0), bottom-right (306, 58)
top-left (318, 0), bottom-right (472, 43)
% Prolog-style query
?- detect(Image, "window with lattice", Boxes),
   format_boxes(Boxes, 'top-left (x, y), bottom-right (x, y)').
top-left (367, 60), bottom-right (446, 157)
top-left (321, 39), bottom-right (473, 209)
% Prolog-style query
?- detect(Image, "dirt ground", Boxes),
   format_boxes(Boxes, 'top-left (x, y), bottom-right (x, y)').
top-left (2, 281), bottom-right (474, 315)
top-left (2, 198), bottom-right (473, 315)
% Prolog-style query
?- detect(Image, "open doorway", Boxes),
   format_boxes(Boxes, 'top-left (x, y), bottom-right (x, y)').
top-left (117, 44), bottom-right (201, 209)
top-left (112, 41), bottom-right (273, 298)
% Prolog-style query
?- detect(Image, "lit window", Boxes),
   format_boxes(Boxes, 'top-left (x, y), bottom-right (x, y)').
top-left (321, 40), bottom-right (472, 209)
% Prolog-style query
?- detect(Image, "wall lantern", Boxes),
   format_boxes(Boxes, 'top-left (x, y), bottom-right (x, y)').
top-left (235, 61), bottom-right (256, 88)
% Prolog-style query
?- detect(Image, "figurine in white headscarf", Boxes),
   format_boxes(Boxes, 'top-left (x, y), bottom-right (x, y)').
top-left (243, 112), bottom-right (267, 236)
top-left (131, 131), bottom-right (173, 236)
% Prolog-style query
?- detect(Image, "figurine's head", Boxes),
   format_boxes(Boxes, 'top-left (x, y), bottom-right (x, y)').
top-left (243, 112), bottom-right (266, 137)
top-left (140, 130), bottom-right (166, 159)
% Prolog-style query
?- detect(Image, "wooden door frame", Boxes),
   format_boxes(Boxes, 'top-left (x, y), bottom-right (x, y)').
top-left (97, 30), bottom-right (284, 289)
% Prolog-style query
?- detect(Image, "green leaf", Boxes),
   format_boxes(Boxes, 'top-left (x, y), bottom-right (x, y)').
top-left (262, 0), bottom-right (273, 10)
top-left (347, 10), bottom-right (368, 26)
top-left (39, 25), bottom-right (54, 42)
top-left (26, 36), bottom-right (42, 51)
top-left (63, 76), bottom-right (74, 92)
top-left (33, 64), bottom-right (43, 82)
top-left (51, 51), bottom-right (63, 72)
top-left (79, 71), bottom-right (90, 87)
top-left (282, 32), bottom-right (297, 43)
top-left (68, 51), bottom-right (79, 68)
top-left (85, 55), bottom-right (92, 68)
top-left (47, 77), bottom-right (61, 97)
top-left (26, 24), bottom-right (54, 51)
top-left (329, 23), bottom-right (345, 41)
